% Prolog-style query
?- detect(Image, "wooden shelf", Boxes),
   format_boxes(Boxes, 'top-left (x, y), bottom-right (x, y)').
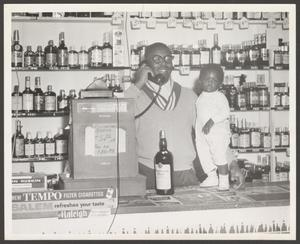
top-left (12, 111), bottom-right (68, 118)
top-left (12, 155), bottom-right (68, 163)
top-left (230, 107), bottom-right (270, 112)
top-left (11, 16), bottom-right (117, 23)
top-left (12, 67), bottom-right (130, 72)
top-left (231, 148), bottom-right (271, 153)
top-left (271, 107), bottom-right (289, 111)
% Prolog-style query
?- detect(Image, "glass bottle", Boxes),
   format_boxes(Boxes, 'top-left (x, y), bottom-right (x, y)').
top-left (11, 30), bottom-right (23, 67)
top-left (104, 74), bottom-right (111, 89)
top-left (229, 83), bottom-right (238, 110)
top-left (130, 44), bottom-right (140, 70)
top-left (68, 46), bottom-right (79, 69)
top-left (45, 131), bottom-right (55, 156)
top-left (282, 43), bottom-right (289, 69)
top-left (55, 129), bottom-right (68, 156)
top-left (199, 40), bottom-right (210, 66)
top-left (247, 83), bottom-right (259, 110)
top-left (33, 76), bottom-right (44, 112)
top-left (110, 74), bottom-right (116, 90)
top-left (261, 127), bottom-right (271, 148)
top-left (243, 41), bottom-right (251, 69)
top-left (238, 119), bottom-right (250, 148)
top-left (154, 130), bottom-right (174, 195)
top-left (281, 127), bottom-right (289, 147)
top-left (78, 46), bottom-right (89, 69)
top-left (191, 44), bottom-right (201, 67)
top-left (35, 45), bottom-right (45, 68)
top-left (24, 131), bottom-right (34, 158)
top-left (274, 128), bottom-right (281, 147)
top-left (172, 44), bottom-right (181, 67)
top-left (67, 89), bottom-right (77, 112)
top-left (211, 33), bottom-right (221, 64)
top-left (250, 123), bottom-right (261, 148)
top-left (258, 85), bottom-right (269, 107)
top-left (34, 131), bottom-right (45, 158)
top-left (24, 46), bottom-right (35, 68)
top-left (225, 44), bottom-right (234, 69)
top-left (281, 85), bottom-right (289, 108)
top-left (12, 120), bottom-right (24, 158)
top-left (232, 45), bottom-right (240, 69)
top-left (57, 32), bottom-right (68, 68)
top-left (102, 32), bottom-right (113, 67)
top-left (249, 40), bottom-right (259, 68)
top-left (113, 76), bottom-right (123, 94)
top-left (89, 41), bottom-right (103, 68)
top-left (11, 85), bottom-right (23, 113)
top-left (230, 118), bottom-right (239, 148)
top-left (237, 44), bottom-right (246, 69)
top-left (22, 76), bottom-right (34, 113)
top-left (181, 44), bottom-right (191, 66)
top-left (45, 40), bottom-right (57, 69)
top-left (57, 89), bottom-right (68, 112)
top-left (260, 33), bottom-right (269, 68)
top-left (44, 85), bottom-right (56, 112)
top-left (273, 39), bottom-right (283, 69)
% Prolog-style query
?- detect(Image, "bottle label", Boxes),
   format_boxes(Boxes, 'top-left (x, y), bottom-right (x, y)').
top-left (56, 139), bottom-right (68, 154)
top-left (200, 51), bottom-right (210, 65)
top-left (239, 134), bottom-right (250, 148)
top-left (79, 53), bottom-right (88, 66)
top-left (45, 142), bottom-right (55, 155)
top-left (281, 95), bottom-right (289, 106)
top-left (58, 99), bottom-right (68, 110)
top-left (259, 92), bottom-right (269, 106)
top-left (35, 55), bottom-right (45, 67)
top-left (155, 163), bottom-right (171, 190)
top-left (238, 95), bottom-right (246, 108)
top-left (68, 53), bottom-right (78, 66)
top-left (15, 138), bottom-right (25, 156)
top-left (46, 53), bottom-right (56, 66)
top-left (274, 95), bottom-right (281, 106)
top-left (35, 143), bottom-right (45, 156)
top-left (172, 54), bottom-right (180, 66)
top-left (22, 94), bottom-right (34, 111)
top-left (212, 50), bottom-right (221, 64)
top-left (250, 92), bottom-right (259, 105)
top-left (91, 49), bottom-right (102, 64)
top-left (181, 53), bottom-right (190, 66)
top-left (274, 53), bottom-right (281, 65)
top-left (12, 96), bottom-right (22, 111)
top-left (251, 131), bottom-right (261, 147)
top-left (261, 48), bottom-right (269, 61)
top-left (231, 133), bottom-right (239, 147)
top-left (237, 53), bottom-right (246, 64)
top-left (24, 56), bottom-right (34, 67)
top-left (226, 52), bottom-right (234, 63)
top-left (281, 134), bottom-right (289, 146)
top-left (263, 135), bottom-right (271, 148)
top-left (274, 135), bottom-right (281, 146)
top-left (34, 95), bottom-right (44, 111)
top-left (249, 50), bottom-right (259, 61)
top-left (102, 48), bottom-right (113, 65)
top-left (192, 54), bottom-right (200, 66)
top-left (283, 53), bottom-right (289, 65)
top-left (57, 50), bottom-right (68, 66)
top-left (25, 143), bottom-right (34, 157)
top-left (45, 96), bottom-right (56, 111)
top-left (12, 51), bottom-right (23, 64)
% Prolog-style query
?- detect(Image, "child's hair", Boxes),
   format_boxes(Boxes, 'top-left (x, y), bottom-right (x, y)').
top-left (199, 64), bottom-right (224, 84)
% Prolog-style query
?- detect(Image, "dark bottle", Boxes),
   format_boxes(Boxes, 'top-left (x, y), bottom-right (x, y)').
top-left (273, 39), bottom-right (283, 69)
top-left (258, 85), bottom-right (269, 107)
top-left (55, 129), bottom-right (68, 156)
top-left (130, 44), bottom-right (140, 70)
top-left (35, 45), bottom-right (45, 68)
top-left (154, 130), bottom-right (174, 195)
top-left (261, 127), bottom-right (271, 148)
top-left (282, 43), bottom-right (289, 69)
top-left (225, 44), bottom-right (234, 69)
top-left (11, 30), bottom-right (23, 67)
top-left (67, 89), bottom-right (77, 111)
top-left (12, 85), bottom-right (23, 113)
top-left (24, 46), bottom-right (35, 68)
top-left (78, 46), bottom-right (89, 69)
top-left (243, 41), bottom-right (251, 69)
top-left (33, 76), bottom-right (44, 112)
top-left (57, 32), bottom-right (68, 68)
top-left (274, 128), bottom-right (281, 147)
top-left (22, 76), bottom-right (34, 113)
top-left (280, 127), bottom-right (289, 147)
top-left (30, 162), bottom-right (35, 173)
top-left (199, 40), bottom-right (210, 66)
top-left (230, 118), bottom-right (239, 149)
top-left (220, 45), bottom-right (227, 68)
top-left (250, 123), bottom-right (261, 148)
top-left (113, 76), bottom-right (123, 94)
top-left (24, 132), bottom-right (35, 158)
top-left (211, 33), bottom-right (221, 64)
top-left (34, 131), bottom-right (45, 157)
top-left (102, 32), bottom-right (113, 67)
top-left (68, 46), bottom-right (79, 69)
top-left (249, 40), bottom-right (259, 68)
top-left (44, 85), bottom-right (56, 112)
top-left (237, 87), bottom-right (246, 110)
top-left (232, 45), bottom-right (240, 69)
top-left (247, 84), bottom-right (259, 110)
top-left (57, 89), bottom-right (68, 111)
top-left (229, 84), bottom-right (238, 110)
top-left (259, 33), bottom-right (269, 68)
top-left (45, 40), bottom-right (57, 69)
top-left (237, 44), bottom-right (246, 69)
top-left (12, 120), bottom-right (25, 158)
top-left (89, 41), bottom-right (103, 68)
top-left (45, 131), bottom-right (55, 156)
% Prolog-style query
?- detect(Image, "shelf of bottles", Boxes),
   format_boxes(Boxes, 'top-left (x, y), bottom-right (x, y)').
top-left (12, 111), bottom-right (69, 118)
top-left (12, 155), bottom-right (68, 163)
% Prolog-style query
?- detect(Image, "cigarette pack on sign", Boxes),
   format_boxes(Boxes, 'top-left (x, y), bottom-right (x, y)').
top-left (112, 29), bottom-right (126, 67)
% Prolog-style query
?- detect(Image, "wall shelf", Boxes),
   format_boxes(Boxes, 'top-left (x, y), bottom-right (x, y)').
top-left (11, 16), bottom-right (117, 23)
top-left (12, 67), bottom-right (131, 72)
top-left (12, 111), bottom-right (69, 118)
top-left (12, 155), bottom-right (68, 163)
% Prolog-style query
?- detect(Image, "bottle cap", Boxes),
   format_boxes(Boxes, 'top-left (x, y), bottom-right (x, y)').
top-left (159, 130), bottom-right (166, 139)
top-left (35, 76), bottom-right (41, 84)
top-left (26, 132), bottom-right (32, 139)
top-left (59, 32), bottom-right (65, 40)
top-left (13, 30), bottom-right (20, 41)
top-left (47, 85), bottom-right (52, 91)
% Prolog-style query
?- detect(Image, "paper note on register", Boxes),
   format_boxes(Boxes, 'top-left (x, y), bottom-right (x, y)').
top-left (85, 126), bottom-right (95, 156)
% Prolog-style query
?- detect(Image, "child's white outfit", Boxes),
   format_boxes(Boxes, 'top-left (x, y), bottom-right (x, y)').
top-left (195, 90), bottom-right (231, 189)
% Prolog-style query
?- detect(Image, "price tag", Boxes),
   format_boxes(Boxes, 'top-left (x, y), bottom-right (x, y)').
top-left (131, 17), bottom-right (141, 29)
top-left (207, 17), bottom-right (216, 29)
top-left (224, 18), bottom-right (233, 30)
top-left (193, 18), bottom-right (204, 30)
top-left (239, 17), bottom-right (249, 29)
top-left (267, 17), bottom-right (276, 28)
top-left (146, 17), bottom-right (156, 29)
top-left (112, 13), bottom-right (122, 25)
top-left (282, 17), bottom-right (289, 30)
top-left (183, 18), bottom-right (192, 28)
top-left (179, 66), bottom-right (190, 75)
top-left (167, 17), bottom-right (177, 28)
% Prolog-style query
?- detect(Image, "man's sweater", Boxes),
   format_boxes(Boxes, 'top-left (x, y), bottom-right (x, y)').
top-left (125, 83), bottom-right (197, 171)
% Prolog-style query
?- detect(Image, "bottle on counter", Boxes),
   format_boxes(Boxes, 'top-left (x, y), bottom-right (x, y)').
top-left (154, 130), bottom-right (174, 195)
top-left (78, 46), bottom-right (89, 69)
top-left (57, 89), bottom-right (68, 112)
top-left (33, 76), bottom-right (44, 113)
top-left (34, 131), bottom-right (45, 158)
top-left (24, 132), bottom-right (35, 158)
top-left (11, 30), bottom-right (23, 67)
top-left (12, 120), bottom-right (25, 158)
top-left (211, 33), bottom-right (221, 64)
top-left (44, 85), bottom-right (56, 112)
top-left (45, 40), bottom-right (57, 69)
top-left (57, 32), bottom-right (68, 68)
top-left (45, 131), bottom-right (55, 156)
top-left (68, 46), bottom-right (79, 69)
top-left (11, 85), bottom-right (23, 113)
top-left (22, 76), bottom-right (34, 113)
top-left (35, 45), bottom-right (45, 68)
top-left (55, 129), bottom-right (68, 156)
top-left (24, 46), bottom-right (35, 68)
top-left (102, 32), bottom-right (113, 67)
top-left (89, 41), bottom-right (102, 68)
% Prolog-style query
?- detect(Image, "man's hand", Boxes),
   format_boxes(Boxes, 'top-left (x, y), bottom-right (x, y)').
top-left (202, 118), bottom-right (214, 135)
top-left (133, 63), bottom-right (153, 90)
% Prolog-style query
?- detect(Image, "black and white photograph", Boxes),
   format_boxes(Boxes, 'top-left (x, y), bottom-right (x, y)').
top-left (3, 3), bottom-right (296, 240)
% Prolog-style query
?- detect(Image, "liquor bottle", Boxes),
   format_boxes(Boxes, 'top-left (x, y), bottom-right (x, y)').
top-left (110, 74), bottom-right (116, 90)
top-left (211, 33), bottom-right (221, 64)
top-left (282, 43), bottom-right (289, 69)
top-left (191, 44), bottom-right (201, 67)
top-left (261, 127), bottom-right (271, 148)
top-left (273, 84), bottom-right (281, 107)
top-left (228, 83), bottom-right (237, 110)
top-left (57, 89), bottom-right (68, 111)
top-left (35, 45), bottom-right (45, 68)
top-left (259, 33), bottom-right (269, 68)
top-left (34, 131), bottom-right (45, 157)
top-left (68, 46), bottom-right (79, 69)
top-left (44, 85), bottom-right (56, 112)
top-left (281, 85), bottom-right (289, 108)
top-left (249, 40), bottom-right (259, 68)
top-left (230, 118), bottom-right (239, 148)
top-left (273, 39), bottom-right (283, 69)
top-left (261, 155), bottom-right (270, 182)
top-left (45, 40), bottom-right (57, 69)
top-left (130, 44), bottom-right (140, 70)
top-left (232, 45), bottom-right (240, 69)
top-left (239, 119), bottom-right (250, 148)
top-left (11, 85), bottom-right (23, 113)
top-left (225, 44), bottom-right (234, 69)
top-left (57, 32), bottom-right (68, 68)
top-left (274, 128), bottom-right (281, 147)
top-left (55, 129), bottom-right (68, 156)
top-left (78, 46), bottom-right (89, 69)
top-left (11, 30), bottom-right (23, 67)
top-left (247, 83), bottom-right (259, 110)
top-left (243, 41), bottom-right (251, 69)
top-left (24, 132), bottom-right (35, 158)
top-left (154, 130), bottom-right (174, 195)
top-left (33, 76), bottom-right (44, 112)
top-left (237, 44), bottom-right (246, 69)
top-left (105, 74), bottom-right (111, 89)
top-left (171, 45), bottom-right (181, 67)
top-left (45, 131), bottom-right (55, 156)
top-left (22, 76), bottom-right (34, 113)
top-left (258, 85), bottom-right (269, 108)
top-left (67, 89), bottom-right (77, 111)
top-left (89, 41), bottom-right (102, 68)
top-left (250, 123), bottom-right (261, 148)
top-left (102, 32), bottom-right (113, 67)
top-left (12, 120), bottom-right (25, 158)
top-left (281, 127), bottom-right (289, 147)
top-left (24, 46), bottom-right (35, 68)
top-left (113, 76), bottom-right (123, 94)
top-left (181, 44), bottom-right (191, 66)
top-left (199, 40), bottom-right (210, 66)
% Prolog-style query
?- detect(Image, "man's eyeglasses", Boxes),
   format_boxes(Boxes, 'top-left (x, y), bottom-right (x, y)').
top-left (152, 55), bottom-right (174, 65)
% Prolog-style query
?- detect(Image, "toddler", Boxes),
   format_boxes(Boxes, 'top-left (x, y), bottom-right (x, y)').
top-left (195, 64), bottom-right (231, 191)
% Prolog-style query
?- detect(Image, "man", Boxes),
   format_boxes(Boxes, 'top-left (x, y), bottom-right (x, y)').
top-left (125, 42), bottom-right (202, 189)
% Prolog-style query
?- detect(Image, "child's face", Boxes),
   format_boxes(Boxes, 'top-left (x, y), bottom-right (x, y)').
top-left (201, 71), bottom-right (222, 92)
